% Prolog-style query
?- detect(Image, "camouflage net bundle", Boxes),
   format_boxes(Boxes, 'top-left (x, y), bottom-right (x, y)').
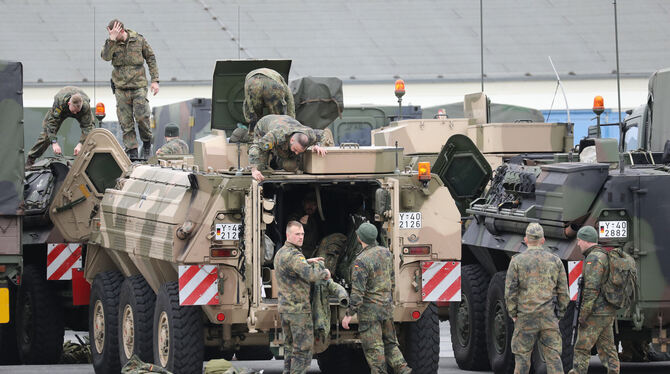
top-left (60, 335), bottom-right (91, 364)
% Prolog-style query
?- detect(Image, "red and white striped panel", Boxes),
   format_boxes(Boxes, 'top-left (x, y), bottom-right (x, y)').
top-left (421, 261), bottom-right (461, 302)
top-left (47, 243), bottom-right (83, 280)
top-left (568, 261), bottom-right (583, 301)
top-left (178, 265), bottom-right (219, 306)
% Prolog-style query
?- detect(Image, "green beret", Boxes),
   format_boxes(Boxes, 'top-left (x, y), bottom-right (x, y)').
top-left (525, 222), bottom-right (544, 240)
top-left (577, 226), bottom-right (598, 243)
top-left (165, 123), bottom-right (180, 137)
top-left (356, 222), bottom-right (378, 245)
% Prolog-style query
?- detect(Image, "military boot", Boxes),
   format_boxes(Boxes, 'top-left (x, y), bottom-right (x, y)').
top-left (126, 148), bottom-right (138, 159)
top-left (142, 141), bottom-right (151, 159)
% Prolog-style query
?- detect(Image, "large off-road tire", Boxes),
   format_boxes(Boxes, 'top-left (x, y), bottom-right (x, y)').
top-left (486, 271), bottom-right (515, 374)
top-left (449, 263), bottom-right (491, 371)
top-left (118, 275), bottom-right (156, 367)
top-left (153, 281), bottom-right (203, 374)
top-left (317, 345), bottom-right (370, 374)
top-left (530, 302), bottom-right (576, 374)
top-left (89, 271), bottom-right (124, 374)
top-left (0, 282), bottom-right (20, 364)
top-left (399, 303), bottom-right (440, 374)
top-left (236, 345), bottom-right (274, 360)
top-left (16, 264), bottom-right (64, 364)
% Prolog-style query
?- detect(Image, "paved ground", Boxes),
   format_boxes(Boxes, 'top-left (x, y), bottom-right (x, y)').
top-left (2, 322), bottom-right (669, 373)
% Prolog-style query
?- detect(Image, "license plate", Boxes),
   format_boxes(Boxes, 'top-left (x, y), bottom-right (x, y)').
top-left (399, 212), bottom-right (422, 229)
top-left (215, 224), bottom-right (240, 240)
top-left (598, 221), bottom-right (628, 238)
top-left (0, 288), bottom-right (9, 323)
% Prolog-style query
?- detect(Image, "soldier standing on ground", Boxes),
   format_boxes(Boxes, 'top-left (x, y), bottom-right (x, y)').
top-left (26, 86), bottom-right (93, 167)
top-left (156, 123), bottom-right (189, 155)
top-left (243, 67), bottom-right (296, 129)
top-left (101, 19), bottom-right (159, 159)
top-left (505, 223), bottom-right (569, 374)
top-left (568, 226), bottom-right (620, 374)
top-left (342, 222), bottom-right (412, 374)
top-left (248, 115), bottom-right (332, 182)
top-left (274, 221), bottom-right (331, 374)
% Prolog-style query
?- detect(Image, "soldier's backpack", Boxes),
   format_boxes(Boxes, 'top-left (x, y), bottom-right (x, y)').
top-left (602, 247), bottom-right (638, 310)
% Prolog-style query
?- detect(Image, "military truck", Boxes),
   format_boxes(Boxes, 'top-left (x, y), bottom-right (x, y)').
top-left (49, 60), bottom-right (465, 374)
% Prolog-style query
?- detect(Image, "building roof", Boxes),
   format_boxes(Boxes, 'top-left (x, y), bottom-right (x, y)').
top-left (2, 0), bottom-right (669, 86)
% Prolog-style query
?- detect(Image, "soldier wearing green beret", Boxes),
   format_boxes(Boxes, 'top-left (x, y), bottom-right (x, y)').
top-left (243, 68), bottom-right (296, 129)
top-left (26, 86), bottom-right (93, 167)
top-left (505, 222), bottom-right (569, 374)
top-left (342, 222), bottom-right (412, 374)
top-left (102, 19), bottom-right (159, 159)
top-left (156, 123), bottom-right (189, 155)
top-left (569, 226), bottom-right (620, 374)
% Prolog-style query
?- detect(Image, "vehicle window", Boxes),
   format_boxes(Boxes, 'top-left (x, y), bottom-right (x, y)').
top-left (85, 153), bottom-right (123, 193)
top-left (624, 126), bottom-right (639, 151)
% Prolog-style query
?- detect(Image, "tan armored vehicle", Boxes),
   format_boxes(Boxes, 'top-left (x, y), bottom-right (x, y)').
top-left (50, 60), bottom-right (473, 374)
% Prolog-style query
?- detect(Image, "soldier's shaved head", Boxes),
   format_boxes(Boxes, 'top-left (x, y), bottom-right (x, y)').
top-left (286, 221), bottom-right (304, 247)
top-left (291, 133), bottom-right (309, 148)
top-left (286, 220), bottom-right (303, 235)
top-left (108, 19), bottom-right (124, 31)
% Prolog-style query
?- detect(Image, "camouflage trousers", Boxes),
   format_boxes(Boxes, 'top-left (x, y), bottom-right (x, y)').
top-left (570, 314), bottom-right (619, 374)
top-left (359, 319), bottom-right (411, 374)
top-left (243, 74), bottom-right (292, 128)
top-left (511, 316), bottom-right (563, 374)
top-left (281, 312), bottom-right (313, 374)
top-left (115, 87), bottom-right (152, 150)
top-left (27, 116), bottom-right (69, 160)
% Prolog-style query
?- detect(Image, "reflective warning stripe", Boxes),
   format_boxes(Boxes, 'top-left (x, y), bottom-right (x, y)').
top-left (421, 261), bottom-right (461, 302)
top-left (568, 261), bottom-right (583, 301)
top-left (178, 265), bottom-right (219, 306)
top-left (47, 243), bottom-right (83, 280)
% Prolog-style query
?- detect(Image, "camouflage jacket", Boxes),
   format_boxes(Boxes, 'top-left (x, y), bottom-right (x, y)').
top-left (44, 86), bottom-right (93, 143)
top-left (245, 68), bottom-right (296, 118)
top-left (581, 245), bottom-right (617, 317)
top-left (274, 241), bottom-right (330, 314)
top-left (311, 262), bottom-right (349, 353)
top-left (347, 244), bottom-right (394, 321)
top-left (248, 115), bottom-right (327, 170)
top-left (101, 29), bottom-right (159, 89)
top-left (121, 354), bottom-right (172, 373)
top-left (505, 245), bottom-right (569, 322)
top-left (156, 138), bottom-right (189, 155)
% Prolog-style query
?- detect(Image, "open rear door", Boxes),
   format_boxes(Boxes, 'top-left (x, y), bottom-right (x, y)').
top-left (50, 129), bottom-right (131, 242)
top-left (433, 134), bottom-right (492, 214)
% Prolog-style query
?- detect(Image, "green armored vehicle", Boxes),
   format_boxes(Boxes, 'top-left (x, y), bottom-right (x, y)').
top-left (50, 60), bottom-right (465, 374)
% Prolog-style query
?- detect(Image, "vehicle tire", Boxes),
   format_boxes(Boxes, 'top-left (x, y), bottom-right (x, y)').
top-left (486, 271), bottom-right (515, 374)
top-left (399, 303), bottom-right (440, 374)
top-left (118, 275), bottom-right (156, 367)
top-left (89, 271), bottom-right (124, 374)
top-left (236, 345), bottom-right (274, 360)
top-left (0, 283), bottom-right (20, 364)
top-left (530, 302), bottom-right (576, 374)
top-left (449, 263), bottom-right (491, 371)
top-left (317, 345), bottom-right (370, 374)
top-left (16, 264), bottom-right (64, 364)
top-left (153, 281), bottom-right (203, 374)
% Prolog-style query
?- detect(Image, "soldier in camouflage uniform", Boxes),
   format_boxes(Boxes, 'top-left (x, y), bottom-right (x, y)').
top-left (505, 223), bottom-right (569, 374)
top-left (102, 19), bottom-right (159, 159)
top-left (288, 193), bottom-right (324, 258)
top-left (274, 221), bottom-right (331, 374)
top-left (26, 86), bottom-right (93, 167)
top-left (342, 223), bottom-right (412, 374)
top-left (156, 123), bottom-right (189, 155)
top-left (248, 115), bottom-right (331, 182)
top-left (243, 68), bottom-right (296, 129)
top-left (568, 226), bottom-right (620, 374)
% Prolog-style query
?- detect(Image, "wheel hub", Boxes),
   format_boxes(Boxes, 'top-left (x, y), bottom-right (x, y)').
top-left (493, 300), bottom-right (507, 354)
top-left (456, 294), bottom-right (471, 347)
top-left (158, 311), bottom-right (170, 367)
top-left (93, 300), bottom-right (105, 354)
top-left (122, 304), bottom-right (135, 359)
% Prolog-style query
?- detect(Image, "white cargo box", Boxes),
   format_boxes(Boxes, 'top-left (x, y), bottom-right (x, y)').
top-left (304, 146), bottom-right (402, 174)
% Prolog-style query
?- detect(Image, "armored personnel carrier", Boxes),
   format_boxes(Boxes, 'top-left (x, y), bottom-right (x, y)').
top-left (49, 60), bottom-right (465, 374)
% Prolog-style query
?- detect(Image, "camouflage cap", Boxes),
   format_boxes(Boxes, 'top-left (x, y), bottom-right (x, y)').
top-left (525, 222), bottom-right (544, 240)
top-left (577, 226), bottom-right (598, 243)
top-left (164, 123), bottom-right (179, 137)
top-left (356, 222), bottom-right (378, 245)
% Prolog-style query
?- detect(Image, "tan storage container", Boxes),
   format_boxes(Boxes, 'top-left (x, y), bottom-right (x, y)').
top-left (304, 146), bottom-right (402, 174)
top-left (467, 122), bottom-right (569, 153)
